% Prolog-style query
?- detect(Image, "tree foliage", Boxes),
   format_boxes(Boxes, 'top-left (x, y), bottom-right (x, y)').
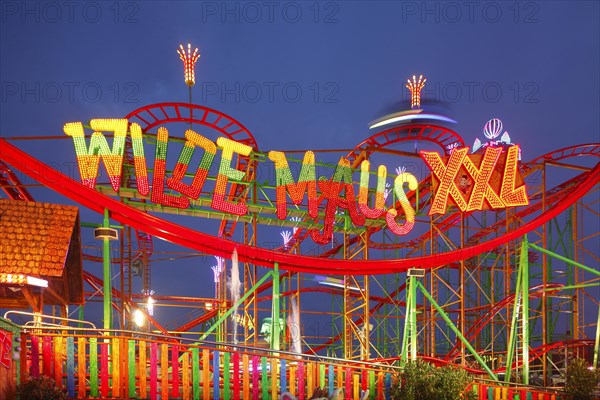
top-left (390, 359), bottom-right (475, 400)
top-left (17, 375), bottom-right (66, 400)
top-left (564, 358), bottom-right (600, 400)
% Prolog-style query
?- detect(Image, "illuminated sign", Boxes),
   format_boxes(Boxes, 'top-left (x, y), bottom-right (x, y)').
top-left (0, 329), bottom-right (12, 369)
top-left (65, 119), bottom-right (528, 244)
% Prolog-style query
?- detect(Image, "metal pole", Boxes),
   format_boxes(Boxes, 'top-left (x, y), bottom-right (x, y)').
top-left (594, 304), bottom-right (600, 370)
top-left (102, 209), bottom-right (112, 331)
top-left (410, 275), bottom-right (417, 361)
top-left (416, 280), bottom-right (497, 380)
top-left (504, 249), bottom-right (523, 383)
top-left (189, 86), bottom-right (193, 130)
top-left (521, 235), bottom-right (530, 385)
top-left (271, 262), bottom-right (281, 351)
top-left (400, 275), bottom-right (413, 365)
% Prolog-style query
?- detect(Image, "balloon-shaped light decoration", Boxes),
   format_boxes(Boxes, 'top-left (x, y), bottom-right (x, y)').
top-left (406, 74), bottom-right (426, 109)
top-left (483, 118), bottom-right (503, 139)
top-left (177, 43), bottom-right (200, 87)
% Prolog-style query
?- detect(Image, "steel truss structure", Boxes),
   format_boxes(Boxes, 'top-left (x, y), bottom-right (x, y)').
top-left (1, 102), bottom-right (598, 388)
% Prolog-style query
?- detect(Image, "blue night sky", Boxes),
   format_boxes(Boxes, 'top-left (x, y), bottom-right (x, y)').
top-left (1, 1), bottom-right (599, 331)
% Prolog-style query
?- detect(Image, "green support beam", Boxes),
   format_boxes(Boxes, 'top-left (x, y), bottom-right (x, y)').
top-left (416, 280), bottom-right (497, 380)
top-left (528, 241), bottom-right (600, 370)
top-left (504, 250), bottom-right (524, 384)
top-left (102, 209), bottom-right (112, 331)
top-left (271, 263), bottom-right (281, 351)
top-left (400, 275), bottom-right (416, 365)
top-left (594, 305), bottom-right (600, 370)
top-left (521, 236), bottom-right (530, 385)
top-left (200, 271), bottom-right (273, 341)
top-left (529, 243), bottom-right (600, 277)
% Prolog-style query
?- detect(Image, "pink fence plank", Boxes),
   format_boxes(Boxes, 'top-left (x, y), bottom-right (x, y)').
top-left (172, 345), bottom-right (180, 398)
top-left (233, 352), bottom-right (240, 400)
top-left (30, 336), bottom-right (40, 378)
top-left (100, 341), bottom-right (109, 398)
top-left (150, 342), bottom-right (158, 400)
top-left (42, 336), bottom-right (52, 378)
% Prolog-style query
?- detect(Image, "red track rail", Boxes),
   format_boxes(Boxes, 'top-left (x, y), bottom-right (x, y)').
top-left (0, 160), bottom-right (33, 201)
top-left (125, 102), bottom-right (258, 239)
top-left (373, 340), bottom-right (595, 375)
top-left (346, 124), bottom-right (465, 163)
top-left (1, 138), bottom-right (598, 274)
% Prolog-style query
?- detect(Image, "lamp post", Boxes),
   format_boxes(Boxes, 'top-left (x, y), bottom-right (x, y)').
top-left (94, 209), bottom-right (118, 332)
top-left (177, 43), bottom-right (200, 128)
top-left (406, 74), bottom-right (426, 109)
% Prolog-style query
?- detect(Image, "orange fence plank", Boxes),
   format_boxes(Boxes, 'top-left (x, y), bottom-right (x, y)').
top-left (77, 337), bottom-right (86, 398)
top-left (289, 364), bottom-right (296, 396)
top-left (377, 371), bottom-right (384, 400)
top-left (271, 358), bottom-right (278, 399)
top-left (242, 354), bottom-right (250, 400)
top-left (139, 340), bottom-right (147, 399)
top-left (182, 351), bottom-right (190, 400)
top-left (53, 336), bottom-right (63, 389)
top-left (112, 338), bottom-right (121, 398)
top-left (161, 343), bottom-right (169, 399)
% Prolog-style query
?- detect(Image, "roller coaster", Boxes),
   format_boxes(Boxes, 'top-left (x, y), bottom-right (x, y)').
top-left (0, 92), bottom-right (599, 397)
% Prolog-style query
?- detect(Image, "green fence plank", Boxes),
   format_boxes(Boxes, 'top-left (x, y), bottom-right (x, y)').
top-left (192, 347), bottom-right (200, 400)
top-left (369, 370), bottom-right (375, 399)
top-left (128, 340), bottom-right (136, 398)
top-left (223, 352), bottom-right (230, 400)
top-left (89, 338), bottom-right (98, 398)
top-left (261, 357), bottom-right (269, 400)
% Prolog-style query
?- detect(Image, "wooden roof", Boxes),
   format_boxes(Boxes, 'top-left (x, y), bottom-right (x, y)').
top-left (0, 200), bottom-right (83, 308)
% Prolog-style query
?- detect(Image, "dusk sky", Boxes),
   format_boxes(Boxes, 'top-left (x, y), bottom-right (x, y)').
top-left (1, 1), bottom-right (599, 331)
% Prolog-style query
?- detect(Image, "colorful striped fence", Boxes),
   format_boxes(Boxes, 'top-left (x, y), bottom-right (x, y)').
top-left (469, 382), bottom-right (561, 400)
top-left (19, 333), bottom-right (398, 399)
top-left (16, 332), bottom-right (565, 400)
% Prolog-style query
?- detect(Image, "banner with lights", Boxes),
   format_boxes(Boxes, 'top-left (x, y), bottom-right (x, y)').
top-left (65, 119), bottom-right (528, 244)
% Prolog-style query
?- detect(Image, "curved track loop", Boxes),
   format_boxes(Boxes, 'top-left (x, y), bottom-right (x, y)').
top-left (345, 124), bottom-right (465, 163)
top-left (373, 339), bottom-right (595, 375)
top-left (125, 102), bottom-right (259, 238)
top-left (443, 284), bottom-right (563, 361)
top-left (1, 138), bottom-right (598, 274)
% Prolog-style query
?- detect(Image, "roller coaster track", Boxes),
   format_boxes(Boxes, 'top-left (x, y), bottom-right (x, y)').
top-left (82, 271), bottom-right (170, 336)
top-left (125, 103), bottom-right (258, 239)
top-left (375, 339), bottom-right (595, 375)
top-left (1, 137), bottom-right (598, 275)
top-left (0, 160), bottom-right (33, 201)
top-left (443, 284), bottom-right (563, 361)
